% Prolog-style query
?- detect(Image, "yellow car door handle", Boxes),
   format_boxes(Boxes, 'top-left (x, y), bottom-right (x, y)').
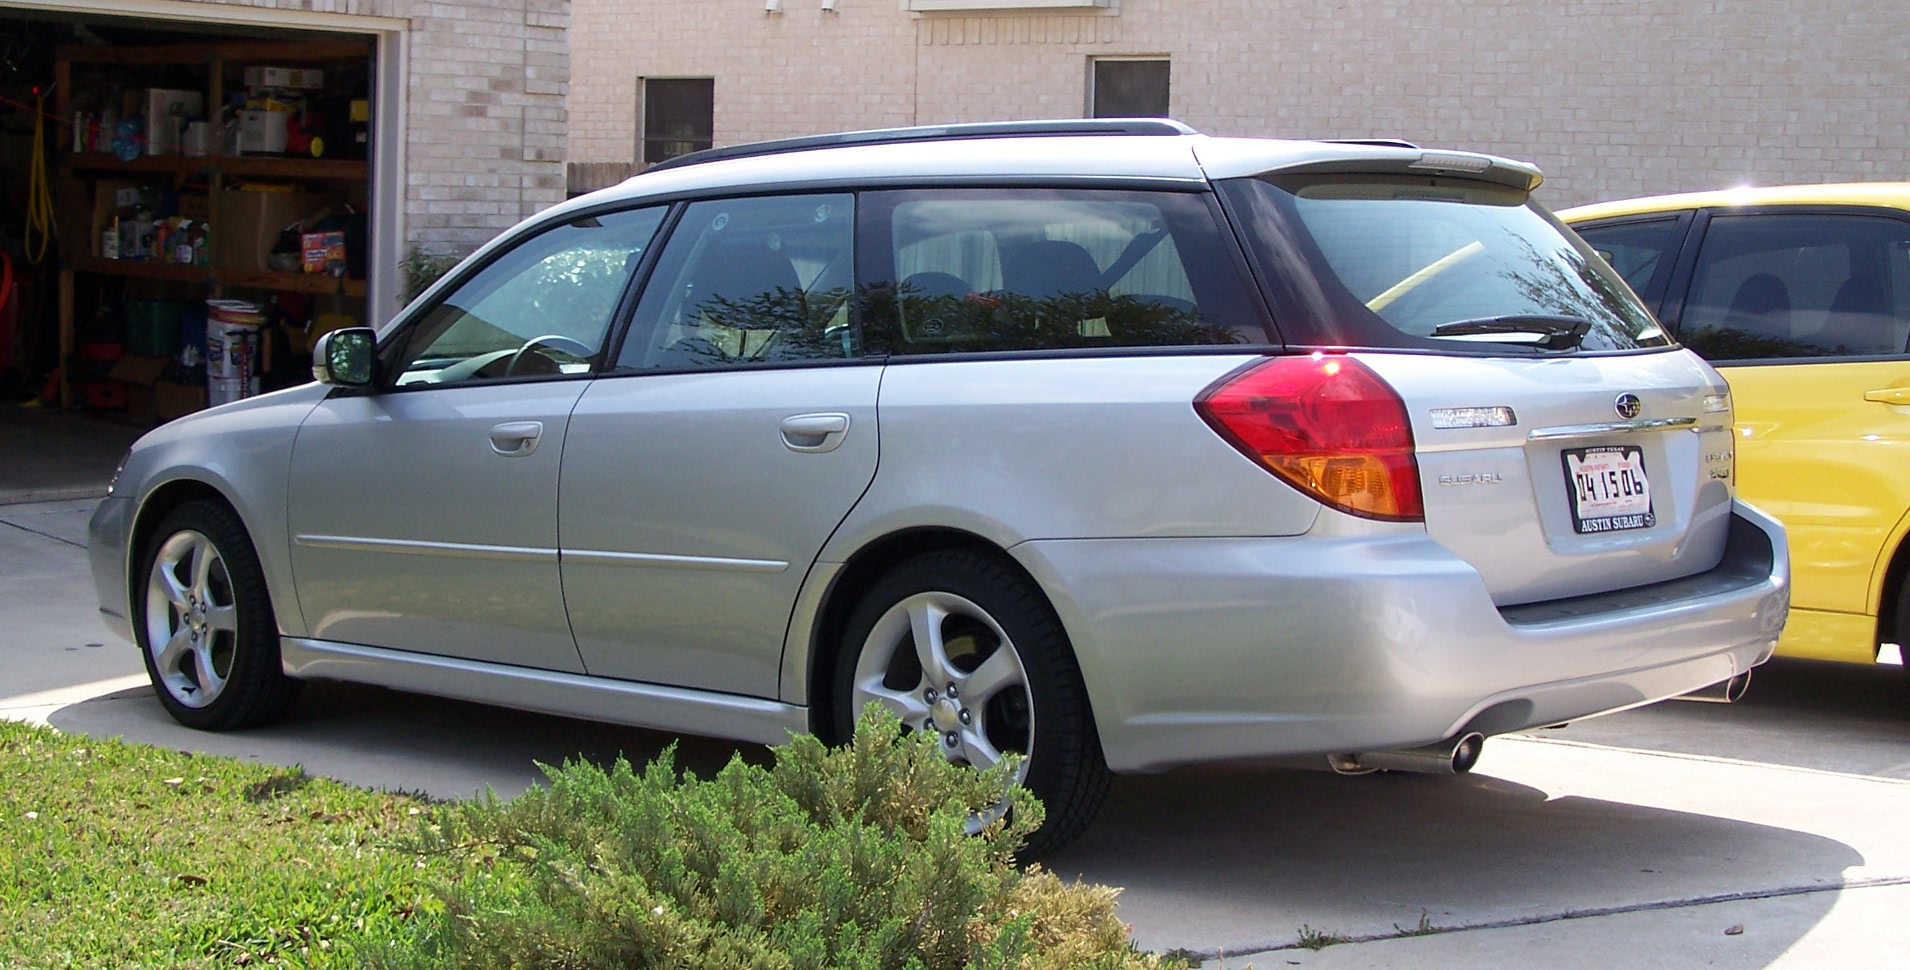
top-left (1863, 387), bottom-right (1910, 405)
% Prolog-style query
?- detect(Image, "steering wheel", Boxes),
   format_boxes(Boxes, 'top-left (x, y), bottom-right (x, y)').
top-left (503, 334), bottom-right (598, 376)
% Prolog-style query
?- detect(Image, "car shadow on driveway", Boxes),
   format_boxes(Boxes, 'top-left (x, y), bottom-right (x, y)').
top-left (45, 678), bottom-right (1867, 961)
top-left (1042, 761), bottom-right (1864, 955)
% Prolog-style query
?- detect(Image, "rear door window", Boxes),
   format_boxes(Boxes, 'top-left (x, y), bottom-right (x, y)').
top-left (1220, 175), bottom-right (1670, 354)
top-left (1574, 216), bottom-right (1687, 305)
top-left (617, 193), bottom-right (858, 370)
top-left (1676, 213), bottom-right (1910, 361)
top-left (860, 188), bottom-right (1267, 354)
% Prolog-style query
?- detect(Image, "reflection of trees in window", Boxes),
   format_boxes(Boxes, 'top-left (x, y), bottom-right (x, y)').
top-left (1488, 233), bottom-right (1662, 351)
top-left (881, 280), bottom-right (1244, 352)
top-left (1681, 327), bottom-right (1836, 360)
top-left (666, 285), bottom-right (856, 364)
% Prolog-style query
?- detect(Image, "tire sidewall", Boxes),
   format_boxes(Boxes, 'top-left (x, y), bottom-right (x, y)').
top-left (134, 501), bottom-right (287, 730)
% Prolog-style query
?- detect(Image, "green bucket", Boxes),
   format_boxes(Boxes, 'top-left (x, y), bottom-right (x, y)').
top-left (124, 300), bottom-right (187, 358)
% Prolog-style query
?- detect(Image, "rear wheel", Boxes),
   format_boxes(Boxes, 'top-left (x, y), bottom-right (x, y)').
top-left (137, 501), bottom-right (301, 730)
top-left (834, 549), bottom-right (1110, 856)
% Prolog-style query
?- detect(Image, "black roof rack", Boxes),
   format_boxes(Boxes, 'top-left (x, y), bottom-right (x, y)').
top-left (1319, 138), bottom-right (1421, 149)
top-left (644, 118), bottom-right (1200, 174)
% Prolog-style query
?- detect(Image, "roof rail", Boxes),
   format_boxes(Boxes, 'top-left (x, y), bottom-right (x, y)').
top-left (1319, 138), bottom-right (1421, 150)
top-left (644, 118), bottom-right (1200, 174)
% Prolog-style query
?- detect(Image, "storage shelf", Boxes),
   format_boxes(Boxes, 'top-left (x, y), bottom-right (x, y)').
top-left (73, 256), bottom-right (365, 297)
top-left (64, 153), bottom-right (368, 181)
top-left (59, 40), bottom-right (371, 66)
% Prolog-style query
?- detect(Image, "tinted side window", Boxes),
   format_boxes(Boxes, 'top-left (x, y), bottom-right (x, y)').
top-left (390, 207), bottom-right (666, 387)
top-left (1575, 218), bottom-right (1682, 296)
top-left (863, 189), bottom-right (1265, 354)
top-left (1680, 213), bottom-right (1910, 360)
top-left (619, 194), bottom-right (857, 370)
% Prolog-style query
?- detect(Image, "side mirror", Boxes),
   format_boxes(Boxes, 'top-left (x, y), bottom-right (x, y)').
top-left (312, 328), bottom-right (377, 387)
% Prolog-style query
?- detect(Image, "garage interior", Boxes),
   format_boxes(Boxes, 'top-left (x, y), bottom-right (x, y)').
top-left (0, 5), bottom-right (379, 433)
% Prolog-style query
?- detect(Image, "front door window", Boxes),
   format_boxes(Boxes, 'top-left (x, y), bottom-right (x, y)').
top-left (389, 207), bottom-right (666, 385)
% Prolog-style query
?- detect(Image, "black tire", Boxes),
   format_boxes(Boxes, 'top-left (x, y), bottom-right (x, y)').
top-left (1894, 576), bottom-right (1910, 691)
top-left (135, 500), bottom-right (301, 730)
top-left (834, 549), bottom-right (1111, 856)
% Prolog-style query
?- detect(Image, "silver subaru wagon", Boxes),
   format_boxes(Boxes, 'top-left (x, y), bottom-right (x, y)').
top-left (89, 120), bottom-right (1789, 852)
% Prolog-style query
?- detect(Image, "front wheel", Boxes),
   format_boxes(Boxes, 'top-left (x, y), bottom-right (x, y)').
top-left (137, 500), bottom-right (301, 730)
top-left (835, 549), bottom-right (1110, 855)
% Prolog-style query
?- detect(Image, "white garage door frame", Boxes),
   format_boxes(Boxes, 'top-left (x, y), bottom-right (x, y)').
top-left (2, 0), bottom-right (409, 324)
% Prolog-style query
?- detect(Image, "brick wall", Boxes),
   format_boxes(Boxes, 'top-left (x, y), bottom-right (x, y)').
top-left (197, 0), bottom-right (569, 255)
top-left (569, 0), bottom-right (1910, 208)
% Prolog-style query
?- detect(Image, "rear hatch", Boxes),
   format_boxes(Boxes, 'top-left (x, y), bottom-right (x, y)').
top-left (1207, 144), bottom-right (1736, 604)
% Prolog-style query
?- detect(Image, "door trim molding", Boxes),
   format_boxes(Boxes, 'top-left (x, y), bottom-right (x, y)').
top-left (294, 534), bottom-right (560, 563)
top-left (293, 534), bottom-right (789, 573)
top-left (563, 548), bottom-right (789, 573)
top-left (280, 638), bottom-right (809, 746)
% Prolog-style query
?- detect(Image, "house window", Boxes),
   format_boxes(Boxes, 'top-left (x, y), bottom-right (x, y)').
top-left (1091, 59), bottom-right (1170, 118)
top-left (642, 78), bottom-right (714, 165)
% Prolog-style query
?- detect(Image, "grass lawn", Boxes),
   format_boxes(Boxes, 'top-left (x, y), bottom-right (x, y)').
top-left (0, 719), bottom-right (450, 968)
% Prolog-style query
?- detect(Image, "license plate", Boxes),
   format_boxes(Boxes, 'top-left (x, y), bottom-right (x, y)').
top-left (1562, 446), bottom-right (1655, 534)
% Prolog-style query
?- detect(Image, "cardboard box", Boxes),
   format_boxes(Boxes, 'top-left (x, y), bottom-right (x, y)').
top-left (108, 354), bottom-right (208, 425)
top-left (211, 189), bottom-right (339, 272)
top-left (237, 108), bottom-right (290, 155)
top-left (300, 231), bottom-right (346, 274)
top-left (154, 380), bottom-right (209, 422)
top-left (243, 66), bottom-right (325, 90)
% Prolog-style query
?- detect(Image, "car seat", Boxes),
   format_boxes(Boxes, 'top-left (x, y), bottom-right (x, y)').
top-left (656, 240), bottom-right (801, 366)
top-left (1720, 272), bottom-right (1792, 339)
top-left (1815, 273), bottom-right (1894, 355)
top-left (1001, 240), bottom-right (1104, 301)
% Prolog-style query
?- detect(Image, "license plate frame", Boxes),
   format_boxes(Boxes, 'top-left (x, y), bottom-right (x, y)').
top-left (1561, 445), bottom-right (1656, 535)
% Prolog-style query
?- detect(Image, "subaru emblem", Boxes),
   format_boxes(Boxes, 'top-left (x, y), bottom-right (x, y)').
top-left (1614, 393), bottom-right (1643, 419)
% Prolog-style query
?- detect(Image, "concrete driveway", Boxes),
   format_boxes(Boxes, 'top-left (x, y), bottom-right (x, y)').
top-left (5, 492), bottom-right (1908, 968)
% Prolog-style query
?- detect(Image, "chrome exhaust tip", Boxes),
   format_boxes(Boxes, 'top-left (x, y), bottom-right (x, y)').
top-left (1327, 732), bottom-right (1486, 776)
top-left (1671, 670), bottom-right (1752, 704)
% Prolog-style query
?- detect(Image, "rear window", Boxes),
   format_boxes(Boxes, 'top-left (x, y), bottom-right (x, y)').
top-left (1220, 175), bottom-right (1671, 354)
top-left (859, 188), bottom-right (1268, 355)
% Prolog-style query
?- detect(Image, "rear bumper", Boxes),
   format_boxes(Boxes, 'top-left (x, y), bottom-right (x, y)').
top-left (1015, 501), bottom-right (1788, 773)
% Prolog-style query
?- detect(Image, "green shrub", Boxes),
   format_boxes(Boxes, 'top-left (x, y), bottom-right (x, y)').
top-left (400, 246), bottom-right (464, 304)
top-left (376, 707), bottom-right (1176, 970)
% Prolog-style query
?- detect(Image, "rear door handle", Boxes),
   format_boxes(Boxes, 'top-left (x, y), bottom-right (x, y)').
top-left (1863, 387), bottom-right (1910, 405)
top-left (489, 421), bottom-right (544, 457)
top-left (780, 413), bottom-right (850, 453)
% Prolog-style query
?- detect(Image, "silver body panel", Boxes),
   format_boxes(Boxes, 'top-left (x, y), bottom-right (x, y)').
top-left (1357, 351), bottom-right (1738, 605)
top-left (89, 383), bottom-right (331, 641)
top-left (286, 381), bottom-right (590, 673)
top-left (280, 637), bottom-right (807, 746)
top-left (561, 366), bottom-right (881, 696)
top-left (1014, 502), bottom-right (1785, 772)
top-left (88, 129), bottom-right (1790, 777)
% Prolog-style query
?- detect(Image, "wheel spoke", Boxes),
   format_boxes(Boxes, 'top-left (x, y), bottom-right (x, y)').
top-left (959, 728), bottom-right (1003, 771)
top-left (960, 647), bottom-right (1023, 705)
top-left (191, 539), bottom-right (223, 601)
top-left (855, 677), bottom-right (931, 729)
top-left (204, 604), bottom-right (238, 634)
top-left (155, 627), bottom-right (193, 675)
top-left (908, 598), bottom-right (953, 685)
top-left (192, 640), bottom-right (227, 699)
top-left (157, 564), bottom-right (191, 612)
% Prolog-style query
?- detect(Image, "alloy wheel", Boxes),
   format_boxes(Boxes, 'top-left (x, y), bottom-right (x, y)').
top-left (144, 530), bottom-right (239, 709)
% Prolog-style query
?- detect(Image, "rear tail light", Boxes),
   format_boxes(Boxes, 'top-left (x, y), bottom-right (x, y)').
top-left (1195, 353), bottom-right (1424, 521)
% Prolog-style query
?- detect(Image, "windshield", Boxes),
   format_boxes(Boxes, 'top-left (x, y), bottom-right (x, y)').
top-left (1220, 175), bottom-right (1670, 353)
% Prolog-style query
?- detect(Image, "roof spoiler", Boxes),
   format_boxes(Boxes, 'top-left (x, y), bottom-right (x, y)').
top-left (643, 118), bottom-right (1200, 174)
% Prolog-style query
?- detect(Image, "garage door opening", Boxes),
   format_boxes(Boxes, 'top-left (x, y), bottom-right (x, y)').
top-left (0, 3), bottom-right (398, 424)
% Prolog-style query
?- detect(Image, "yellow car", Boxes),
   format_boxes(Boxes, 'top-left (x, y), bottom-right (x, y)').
top-left (1563, 185), bottom-right (1910, 673)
